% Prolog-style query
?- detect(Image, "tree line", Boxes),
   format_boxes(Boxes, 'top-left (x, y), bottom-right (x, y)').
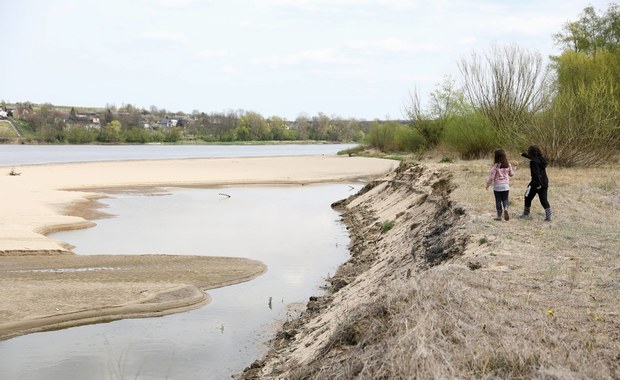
top-left (2, 102), bottom-right (379, 145)
top-left (368, 4), bottom-right (620, 167)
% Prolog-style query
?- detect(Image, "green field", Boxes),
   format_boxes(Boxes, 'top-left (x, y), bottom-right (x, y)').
top-left (0, 120), bottom-right (18, 138)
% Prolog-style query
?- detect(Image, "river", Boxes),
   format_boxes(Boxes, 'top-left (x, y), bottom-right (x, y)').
top-left (0, 144), bottom-right (360, 379)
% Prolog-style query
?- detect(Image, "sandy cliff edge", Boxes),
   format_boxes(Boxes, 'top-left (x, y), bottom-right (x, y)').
top-left (238, 159), bottom-right (620, 379)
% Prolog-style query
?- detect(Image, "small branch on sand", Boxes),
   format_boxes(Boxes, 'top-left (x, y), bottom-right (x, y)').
top-left (219, 193), bottom-right (231, 198)
top-left (9, 168), bottom-right (21, 176)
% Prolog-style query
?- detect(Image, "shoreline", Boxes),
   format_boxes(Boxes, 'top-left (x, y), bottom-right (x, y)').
top-left (0, 155), bottom-right (397, 340)
top-left (237, 159), bottom-right (620, 379)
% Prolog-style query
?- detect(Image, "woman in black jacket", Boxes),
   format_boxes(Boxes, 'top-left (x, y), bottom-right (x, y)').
top-left (519, 145), bottom-right (552, 221)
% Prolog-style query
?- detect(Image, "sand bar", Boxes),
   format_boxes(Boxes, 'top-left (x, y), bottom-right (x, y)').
top-left (0, 155), bottom-right (397, 339)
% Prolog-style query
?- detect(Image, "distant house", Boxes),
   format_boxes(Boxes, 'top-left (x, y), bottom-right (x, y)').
top-left (158, 118), bottom-right (178, 127)
top-left (159, 118), bottom-right (171, 127)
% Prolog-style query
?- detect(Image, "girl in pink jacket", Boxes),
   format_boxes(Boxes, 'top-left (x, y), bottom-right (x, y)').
top-left (486, 149), bottom-right (516, 221)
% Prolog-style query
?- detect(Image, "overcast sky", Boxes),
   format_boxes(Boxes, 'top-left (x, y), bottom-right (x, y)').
top-left (0, 0), bottom-right (610, 120)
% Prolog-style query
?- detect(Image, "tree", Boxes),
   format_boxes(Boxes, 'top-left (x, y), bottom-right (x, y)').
top-left (554, 4), bottom-right (620, 54)
top-left (310, 113), bottom-right (331, 140)
top-left (294, 114), bottom-right (311, 140)
top-left (403, 87), bottom-right (444, 148)
top-left (427, 75), bottom-right (471, 120)
top-left (526, 77), bottom-right (620, 166)
top-left (268, 116), bottom-right (289, 140)
top-left (458, 44), bottom-right (551, 132)
top-left (98, 120), bottom-right (122, 143)
top-left (118, 104), bottom-right (142, 129)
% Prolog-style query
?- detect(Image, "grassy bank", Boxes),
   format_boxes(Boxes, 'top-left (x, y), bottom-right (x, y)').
top-left (239, 157), bottom-right (620, 379)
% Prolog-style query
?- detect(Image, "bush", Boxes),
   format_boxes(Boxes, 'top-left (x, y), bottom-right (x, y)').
top-left (394, 125), bottom-right (425, 152)
top-left (412, 119), bottom-right (443, 147)
top-left (123, 128), bottom-right (152, 143)
top-left (162, 127), bottom-right (183, 142)
top-left (442, 113), bottom-right (497, 159)
top-left (65, 126), bottom-right (97, 144)
top-left (366, 122), bottom-right (395, 151)
top-left (381, 220), bottom-right (395, 233)
top-left (367, 121), bottom-right (425, 153)
top-left (522, 76), bottom-right (620, 167)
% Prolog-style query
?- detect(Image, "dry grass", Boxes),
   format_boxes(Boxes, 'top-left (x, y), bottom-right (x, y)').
top-left (245, 158), bottom-right (620, 379)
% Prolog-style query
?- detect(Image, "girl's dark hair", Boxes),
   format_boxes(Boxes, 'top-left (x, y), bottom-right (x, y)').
top-left (527, 145), bottom-right (542, 158)
top-left (494, 148), bottom-right (509, 168)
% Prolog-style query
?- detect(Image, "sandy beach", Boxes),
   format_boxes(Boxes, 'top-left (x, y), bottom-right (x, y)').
top-left (0, 155), bottom-right (397, 340)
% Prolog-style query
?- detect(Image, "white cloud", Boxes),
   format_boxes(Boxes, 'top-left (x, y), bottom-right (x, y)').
top-left (254, 49), bottom-right (359, 67)
top-left (263, 0), bottom-right (422, 11)
top-left (347, 38), bottom-right (440, 54)
top-left (158, 0), bottom-right (194, 9)
top-left (199, 50), bottom-right (231, 59)
top-left (220, 65), bottom-right (237, 74)
top-left (308, 68), bottom-right (372, 79)
top-left (138, 31), bottom-right (187, 43)
top-left (492, 14), bottom-right (569, 36)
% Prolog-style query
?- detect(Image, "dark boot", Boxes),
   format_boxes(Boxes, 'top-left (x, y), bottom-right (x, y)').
top-left (519, 207), bottom-right (531, 219)
top-left (494, 210), bottom-right (502, 221)
top-left (503, 209), bottom-right (510, 221)
top-left (544, 208), bottom-right (552, 221)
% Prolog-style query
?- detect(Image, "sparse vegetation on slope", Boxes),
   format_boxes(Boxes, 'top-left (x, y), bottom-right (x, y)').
top-left (238, 158), bottom-right (620, 379)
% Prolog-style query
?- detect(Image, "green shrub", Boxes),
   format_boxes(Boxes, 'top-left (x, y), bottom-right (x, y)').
top-left (162, 127), bottom-right (183, 142)
top-left (65, 126), bottom-right (97, 144)
top-left (366, 122), bottom-right (395, 151)
top-left (412, 119), bottom-right (443, 147)
top-left (367, 121), bottom-right (425, 153)
top-left (442, 113), bottom-right (497, 159)
top-left (123, 128), bottom-right (152, 143)
top-left (522, 78), bottom-right (620, 166)
top-left (394, 125), bottom-right (425, 152)
top-left (338, 145), bottom-right (367, 156)
top-left (381, 220), bottom-right (395, 233)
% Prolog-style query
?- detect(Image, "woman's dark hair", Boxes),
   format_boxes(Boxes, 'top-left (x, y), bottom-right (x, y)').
top-left (527, 145), bottom-right (543, 158)
top-left (494, 148), bottom-right (509, 168)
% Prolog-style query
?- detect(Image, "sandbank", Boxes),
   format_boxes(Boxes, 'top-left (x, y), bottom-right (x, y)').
top-left (0, 155), bottom-right (397, 339)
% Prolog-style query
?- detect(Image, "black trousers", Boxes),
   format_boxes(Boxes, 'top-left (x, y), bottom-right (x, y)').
top-left (493, 190), bottom-right (509, 212)
top-left (524, 185), bottom-right (550, 209)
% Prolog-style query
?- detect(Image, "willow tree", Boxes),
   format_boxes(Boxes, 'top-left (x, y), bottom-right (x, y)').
top-left (458, 44), bottom-right (552, 138)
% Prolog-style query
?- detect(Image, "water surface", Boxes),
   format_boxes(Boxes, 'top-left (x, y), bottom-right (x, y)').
top-left (0, 143), bottom-right (356, 166)
top-left (0, 184), bottom-right (361, 379)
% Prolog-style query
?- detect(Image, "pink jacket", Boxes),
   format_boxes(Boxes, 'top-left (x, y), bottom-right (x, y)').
top-left (486, 164), bottom-right (515, 188)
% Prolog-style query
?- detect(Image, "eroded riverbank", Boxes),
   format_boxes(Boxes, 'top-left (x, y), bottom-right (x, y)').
top-left (239, 159), bottom-right (620, 379)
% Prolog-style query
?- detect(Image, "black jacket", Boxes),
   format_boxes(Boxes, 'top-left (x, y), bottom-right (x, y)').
top-left (522, 153), bottom-right (549, 188)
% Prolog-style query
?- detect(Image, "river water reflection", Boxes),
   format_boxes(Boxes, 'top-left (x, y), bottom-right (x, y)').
top-left (0, 184), bottom-right (361, 379)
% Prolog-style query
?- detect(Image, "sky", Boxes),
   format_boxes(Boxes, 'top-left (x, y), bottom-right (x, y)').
top-left (0, 0), bottom-right (611, 120)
